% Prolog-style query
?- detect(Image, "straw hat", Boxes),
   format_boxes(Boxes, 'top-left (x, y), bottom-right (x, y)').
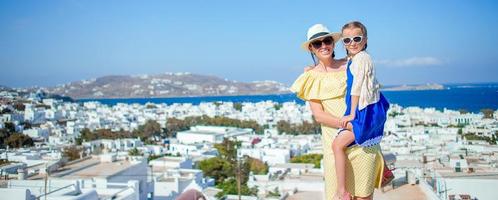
top-left (301, 24), bottom-right (341, 51)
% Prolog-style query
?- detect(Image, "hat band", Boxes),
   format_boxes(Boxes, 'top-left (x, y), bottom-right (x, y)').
top-left (309, 32), bottom-right (330, 40)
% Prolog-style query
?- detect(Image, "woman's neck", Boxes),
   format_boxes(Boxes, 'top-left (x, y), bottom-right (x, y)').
top-left (319, 59), bottom-right (339, 70)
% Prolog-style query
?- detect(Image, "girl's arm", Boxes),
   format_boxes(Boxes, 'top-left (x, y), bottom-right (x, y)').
top-left (349, 96), bottom-right (359, 117)
top-left (309, 100), bottom-right (352, 130)
top-left (341, 97), bottom-right (358, 127)
top-left (342, 53), bottom-right (371, 125)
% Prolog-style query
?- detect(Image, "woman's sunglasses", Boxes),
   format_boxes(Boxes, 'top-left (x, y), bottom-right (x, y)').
top-left (342, 36), bottom-right (363, 45)
top-left (310, 37), bottom-right (333, 49)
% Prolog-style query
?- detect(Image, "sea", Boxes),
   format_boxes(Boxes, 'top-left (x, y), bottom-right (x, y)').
top-left (79, 83), bottom-right (498, 113)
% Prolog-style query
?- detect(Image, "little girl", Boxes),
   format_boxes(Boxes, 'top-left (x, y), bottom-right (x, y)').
top-left (332, 21), bottom-right (390, 200)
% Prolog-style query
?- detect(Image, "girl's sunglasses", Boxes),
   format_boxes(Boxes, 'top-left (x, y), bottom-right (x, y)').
top-left (310, 37), bottom-right (333, 49)
top-left (342, 36), bottom-right (363, 45)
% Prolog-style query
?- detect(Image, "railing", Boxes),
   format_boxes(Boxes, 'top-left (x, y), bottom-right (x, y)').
top-left (35, 184), bottom-right (75, 200)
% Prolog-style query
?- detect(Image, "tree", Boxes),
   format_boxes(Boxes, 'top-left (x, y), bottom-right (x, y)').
top-left (276, 120), bottom-right (320, 135)
top-left (0, 128), bottom-right (10, 148)
top-left (215, 178), bottom-right (258, 198)
top-left (276, 120), bottom-right (292, 134)
top-left (4, 133), bottom-right (34, 148)
top-left (214, 138), bottom-right (240, 163)
top-left (1, 107), bottom-right (11, 114)
top-left (79, 128), bottom-right (96, 141)
top-left (388, 111), bottom-right (403, 117)
top-left (198, 157), bottom-right (234, 184)
top-left (290, 153), bottom-right (323, 168)
top-left (0, 159), bottom-right (10, 165)
top-left (480, 108), bottom-right (494, 119)
top-left (147, 154), bottom-right (164, 162)
top-left (233, 103), bottom-right (243, 111)
top-left (21, 121), bottom-right (32, 129)
top-left (13, 103), bottom-right (25, 111)
top-left (267, 187), bottom-right (281, 198)
top-left (165, 116), bottom-right (265, 136)
top-left (75, 136), bottom-right (83, 145)
top-left (198, 138), bottom-right (261, 197)
top-left (140, 120), bottom-right (162, 139)
top-left (128, 147), bottom-right (142, 156)
top-left (4, 122), bottom-right (16, 133)
top-left (35, 104), bottom-right (51, 109)
top-left (63, 146), bottom-right (82, 161)
top-left (165, 118), bottom-right (190, 138)
top-left (78, 128), bottom-right (134, 142)
top-left (247, 157), bottom-right (268, 175)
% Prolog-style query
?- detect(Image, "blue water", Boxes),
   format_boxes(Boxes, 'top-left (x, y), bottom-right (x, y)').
top-left (79, 83), bottom-right (498, 113)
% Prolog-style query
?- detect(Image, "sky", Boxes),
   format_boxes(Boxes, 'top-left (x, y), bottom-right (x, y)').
top-left (1, 0), bottom-right (498, 87)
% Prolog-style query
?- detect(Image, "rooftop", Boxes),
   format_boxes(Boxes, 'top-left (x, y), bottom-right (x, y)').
top-left (374, 184), bottom-right (428, 200)
top-left (286, 191), bottom-right (323, 200)
top-left (272, 163), bottom-right (315, 169)
top-left (282, 184), bottom-right (428, 200)
top-left (33, 157), bottom-right (138, 180)
top-left (61, 160), bottom-right (133, 179)
top-left (436, 170), bottom-right (498, 179)
top-left (180, 130), bottom-right (222, 136)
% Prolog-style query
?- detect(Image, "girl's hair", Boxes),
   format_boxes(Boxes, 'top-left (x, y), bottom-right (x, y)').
top-left (342, 21), bottom-right (368, 54)
top-left (309, 37), bottom-right (336, 66)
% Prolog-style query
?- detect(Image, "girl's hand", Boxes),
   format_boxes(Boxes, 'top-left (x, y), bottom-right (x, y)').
top-left (345, 122), bottom-right (353, 131)
top-left (340, 115), bottom-right (354, 128)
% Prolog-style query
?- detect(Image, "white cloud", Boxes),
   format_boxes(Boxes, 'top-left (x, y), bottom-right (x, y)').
top-left (375, 57), bottom-right (443, 67)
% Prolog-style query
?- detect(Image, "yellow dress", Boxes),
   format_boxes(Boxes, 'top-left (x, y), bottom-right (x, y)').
top-left (290, 70), bottom-right (384, 198)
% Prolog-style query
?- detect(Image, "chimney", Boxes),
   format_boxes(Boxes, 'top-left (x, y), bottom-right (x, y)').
top-left (17, 168), bottom-right (26, 180)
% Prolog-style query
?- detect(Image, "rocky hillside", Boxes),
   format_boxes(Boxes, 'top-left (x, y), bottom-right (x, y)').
top-left (382, 83), bottom-right (446, 91)
top-left (46, 72), bottom-right (289, 99)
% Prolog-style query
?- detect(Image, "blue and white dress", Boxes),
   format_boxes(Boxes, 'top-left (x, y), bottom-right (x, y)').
top-left (344, 52), bottom-right (390, 147)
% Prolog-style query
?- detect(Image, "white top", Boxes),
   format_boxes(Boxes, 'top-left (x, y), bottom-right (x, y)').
top-left (349, 51), bottom-right (381, 110)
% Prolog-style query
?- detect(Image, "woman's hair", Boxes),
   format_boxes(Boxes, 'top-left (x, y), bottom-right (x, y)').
top-left (309, 37), bottom-right (336, 66)
top-left (342, 21), bottom-right (368, 52)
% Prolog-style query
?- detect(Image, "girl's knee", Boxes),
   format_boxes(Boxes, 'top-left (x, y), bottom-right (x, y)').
top-left (332, 140), bottom-right (345, 152)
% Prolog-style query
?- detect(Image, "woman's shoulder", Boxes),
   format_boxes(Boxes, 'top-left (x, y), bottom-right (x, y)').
top-left (290, 69), bottom-right (347, 101)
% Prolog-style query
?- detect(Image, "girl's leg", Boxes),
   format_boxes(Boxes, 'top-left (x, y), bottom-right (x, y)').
top-left (332, 130), bottom-right (355, 200)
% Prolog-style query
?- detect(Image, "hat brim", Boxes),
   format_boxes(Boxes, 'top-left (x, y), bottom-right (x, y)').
top-left (301, 32), bottom-right (341, 52)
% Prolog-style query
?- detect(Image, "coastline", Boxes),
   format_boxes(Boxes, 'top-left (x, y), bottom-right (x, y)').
top-left (77, 86), bottom-right (498, 113)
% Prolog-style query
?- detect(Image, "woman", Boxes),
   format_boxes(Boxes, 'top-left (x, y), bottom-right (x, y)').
top-left (290, 24), bottom-right (384, 200)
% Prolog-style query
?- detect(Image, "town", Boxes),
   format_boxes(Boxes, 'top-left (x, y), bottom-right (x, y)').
top-left (0, 89), bottom-right (497, 200)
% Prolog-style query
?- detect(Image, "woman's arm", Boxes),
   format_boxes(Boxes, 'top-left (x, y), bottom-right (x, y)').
top-left (309, 100), bottom-right (350, 129)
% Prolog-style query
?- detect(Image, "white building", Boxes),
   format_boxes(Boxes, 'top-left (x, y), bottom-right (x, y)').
top-left (176, 125), bottom-right (253, 144)
top-left (23, 128), bottom-right (49, 140)
top-left (153, 168), bottom-right (214, 200)
top-left (150, 156), bottom-right (192, 169)
top-left (430, 170), bottom-right (498, 200)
